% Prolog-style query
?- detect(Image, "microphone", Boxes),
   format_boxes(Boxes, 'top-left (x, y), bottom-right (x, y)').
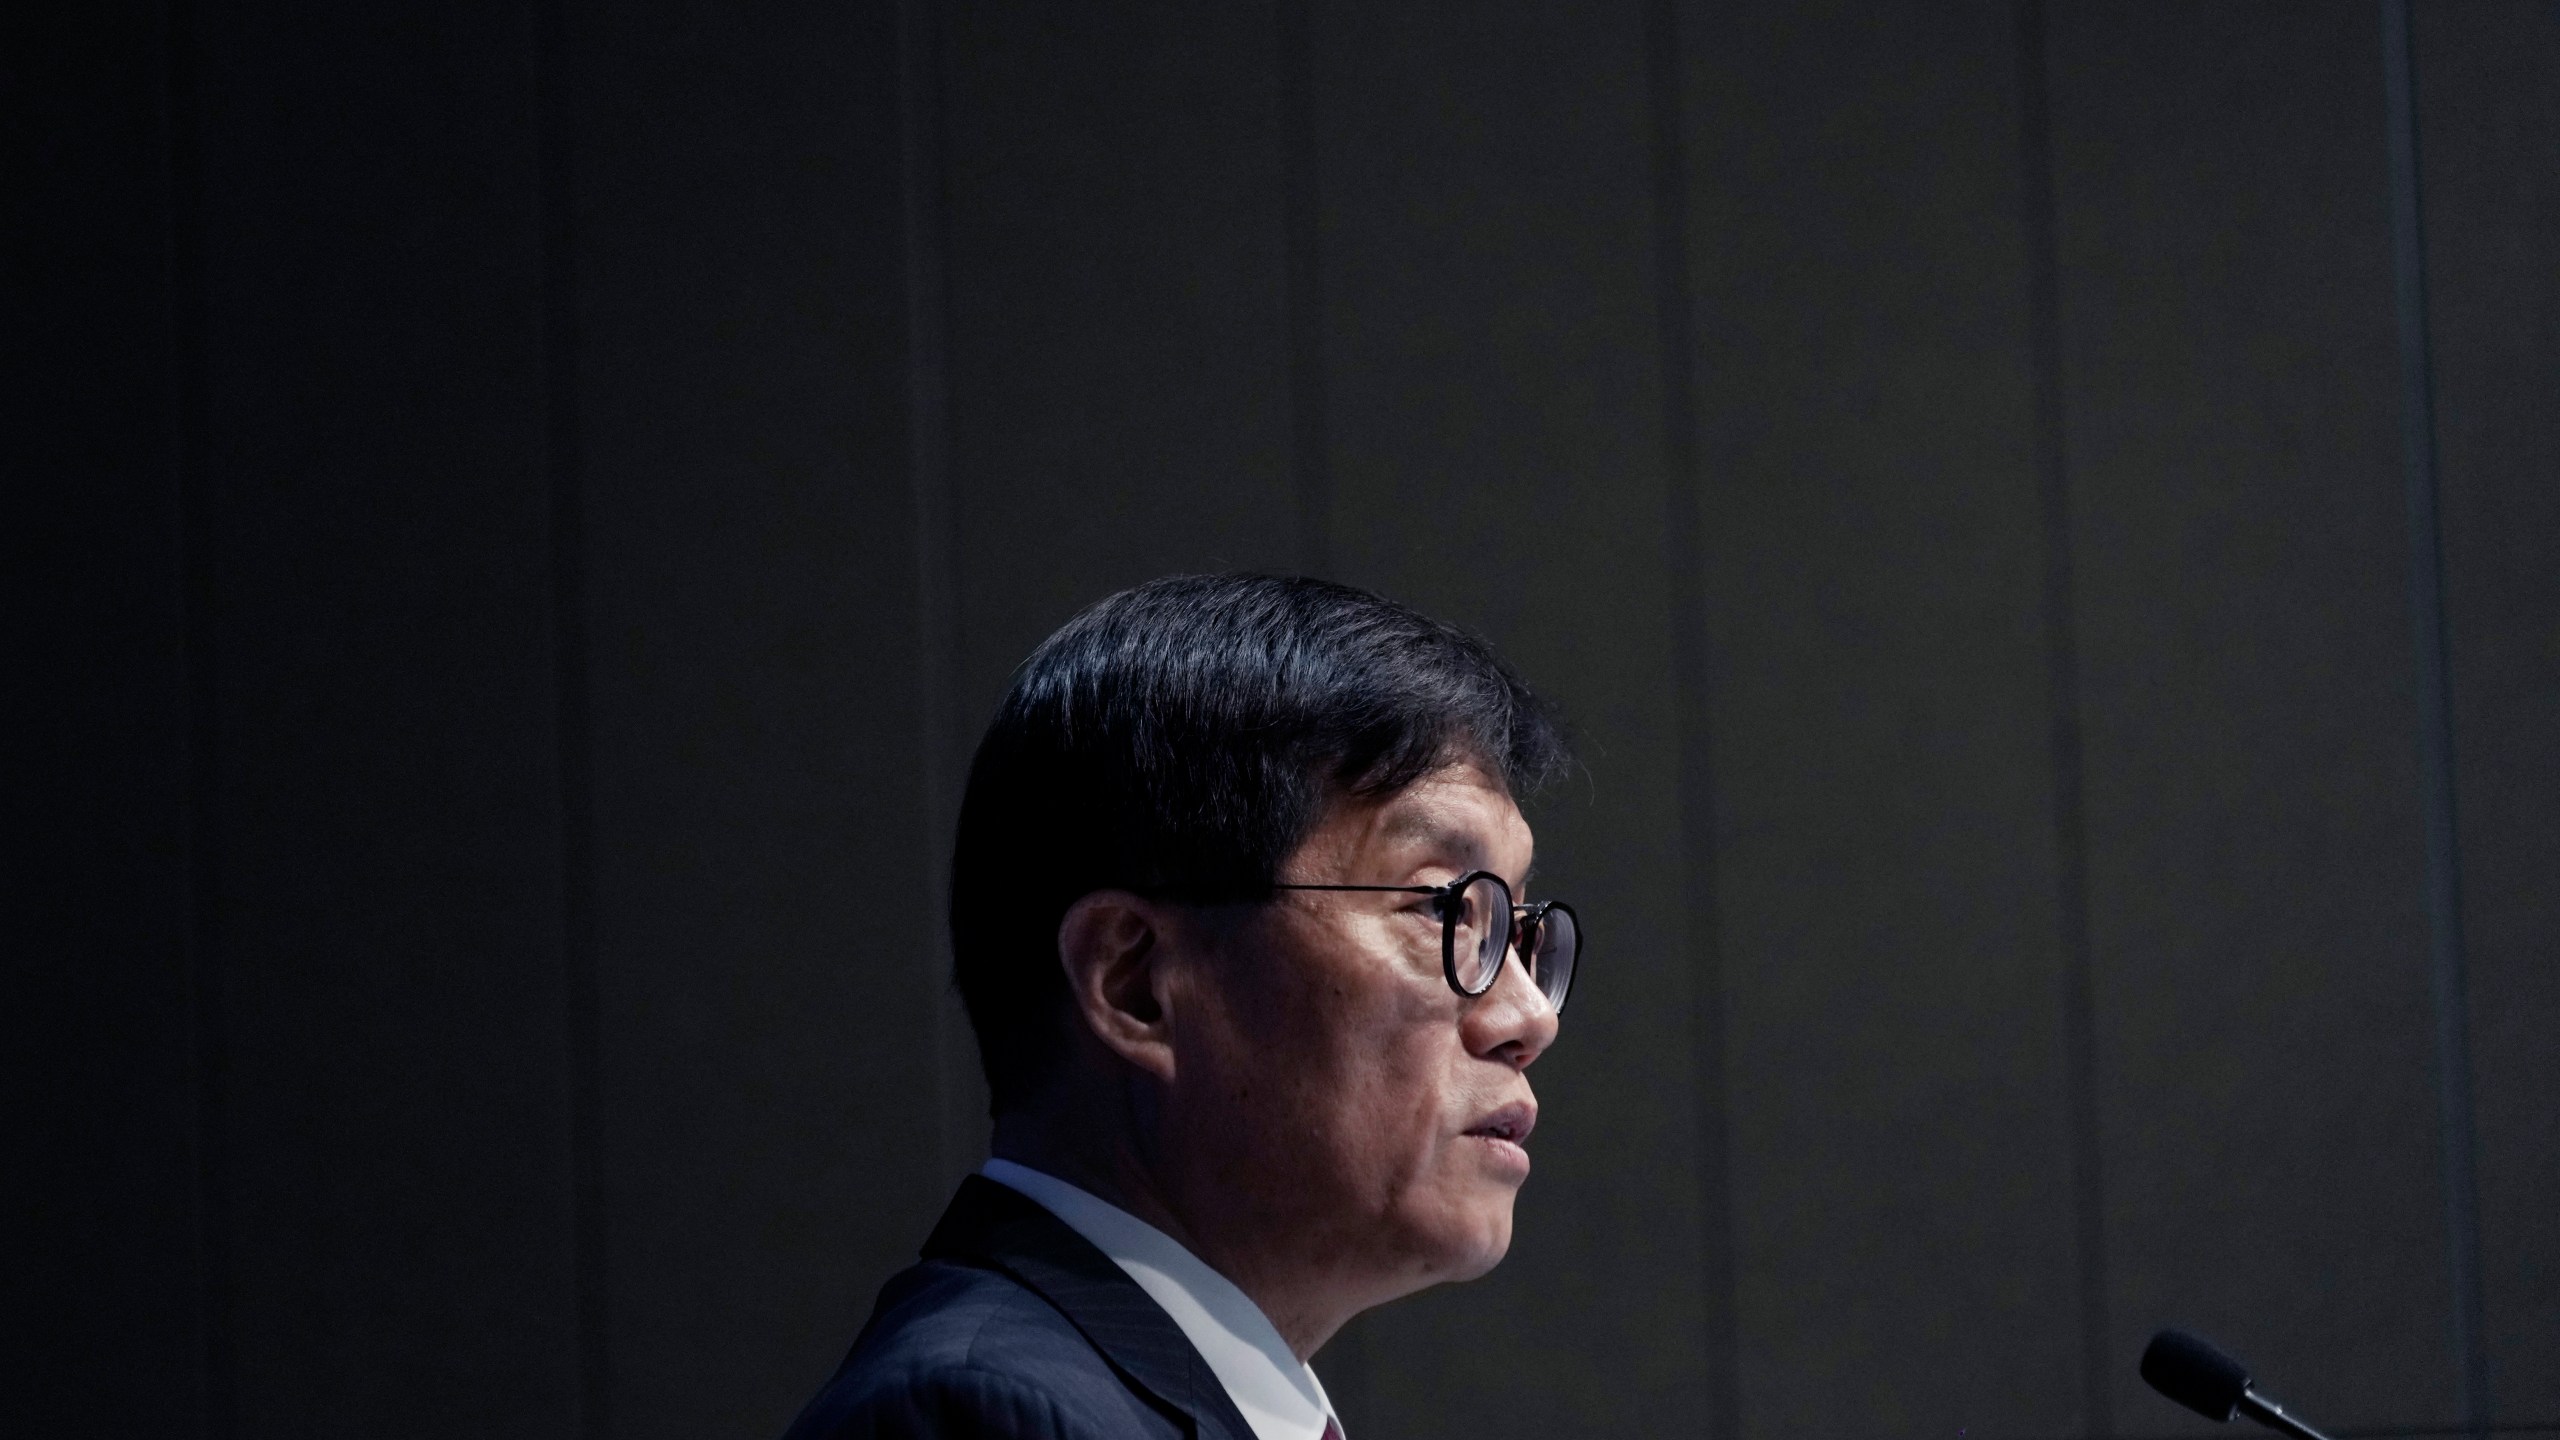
top-left (2140, 1329), bottom-right (2335, 1440)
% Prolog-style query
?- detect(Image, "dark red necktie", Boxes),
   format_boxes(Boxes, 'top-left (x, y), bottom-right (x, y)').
top-left (1321, 1423), bottom-right (1344, 1440)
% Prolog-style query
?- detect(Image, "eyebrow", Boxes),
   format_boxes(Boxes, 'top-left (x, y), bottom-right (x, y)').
top-left (1375, 809), bottom-right (1536, 885)
top-left (1378, 809), bottom-right (1474, 858)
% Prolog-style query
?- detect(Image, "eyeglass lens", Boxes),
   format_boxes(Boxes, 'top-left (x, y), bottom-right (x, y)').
top-left (1446, 874), bottom-right (1508, 995)
top-left (1525, 902), bottom-right (1577, 1011)
top-left (1445, 873), bottom-right (1578, 1011)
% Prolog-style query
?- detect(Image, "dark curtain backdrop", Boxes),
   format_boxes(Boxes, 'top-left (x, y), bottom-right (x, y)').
top-left (10, 1), bottom-right (2554, 1438)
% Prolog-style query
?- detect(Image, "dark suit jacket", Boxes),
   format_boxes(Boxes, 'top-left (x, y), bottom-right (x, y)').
top-left (783, 1176), bottom-right (1262, 1440)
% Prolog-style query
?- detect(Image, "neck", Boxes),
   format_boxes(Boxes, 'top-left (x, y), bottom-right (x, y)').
top-left (989, 1106), bottom-right (1348, 1362)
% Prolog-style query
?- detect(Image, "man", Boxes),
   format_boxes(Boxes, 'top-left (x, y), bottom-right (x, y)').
top-left (785, 574), bottom-right (1583, 1440)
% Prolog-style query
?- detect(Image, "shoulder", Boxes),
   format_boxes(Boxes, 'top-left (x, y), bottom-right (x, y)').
top-left (781, 1258), bottom-right (1183, 1440)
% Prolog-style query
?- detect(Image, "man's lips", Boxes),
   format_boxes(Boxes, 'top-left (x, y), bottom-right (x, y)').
top-left (1463, 1101), bottom-right (1537, 1145)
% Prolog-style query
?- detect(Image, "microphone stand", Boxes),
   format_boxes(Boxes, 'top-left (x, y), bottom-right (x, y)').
top-left (2236, 1388), bottom-right (2336, 1440)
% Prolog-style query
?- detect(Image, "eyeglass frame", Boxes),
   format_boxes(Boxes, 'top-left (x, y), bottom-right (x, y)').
top-left (1268, 869), bottom-right (1580, 1012)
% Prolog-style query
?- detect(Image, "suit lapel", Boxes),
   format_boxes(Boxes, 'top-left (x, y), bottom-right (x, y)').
top-left (924, 1176), bottom-right (1261, 1440)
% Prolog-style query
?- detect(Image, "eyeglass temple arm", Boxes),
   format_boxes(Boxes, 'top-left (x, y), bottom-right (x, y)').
top-left (1268, 882), bottom-right (1445, 895)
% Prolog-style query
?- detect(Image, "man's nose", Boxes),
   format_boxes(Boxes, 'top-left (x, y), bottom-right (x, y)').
top-left (1465, 946), bottom-right (1560, 1067)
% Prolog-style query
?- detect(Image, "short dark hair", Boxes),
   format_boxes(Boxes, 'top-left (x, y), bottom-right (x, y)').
top-left (949, 573), bottom-right (1569, 1117)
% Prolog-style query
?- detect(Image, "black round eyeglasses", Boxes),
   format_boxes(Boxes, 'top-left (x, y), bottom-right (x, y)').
top-left (1270, 870), bottom-right (1580, 1013)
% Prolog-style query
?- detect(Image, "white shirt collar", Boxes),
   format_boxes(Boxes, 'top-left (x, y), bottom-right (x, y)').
top-left (980, 1158), bottom-right (1340, 1440)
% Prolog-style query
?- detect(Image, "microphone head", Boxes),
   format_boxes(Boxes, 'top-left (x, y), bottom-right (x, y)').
top-left (2141, 1328), bottom-right (2252, 1423)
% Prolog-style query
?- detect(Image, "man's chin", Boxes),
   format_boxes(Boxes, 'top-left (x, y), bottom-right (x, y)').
top-left (1358, 1183), bottom-right (1521, 1297)
top-left (1423, 1199), bottom-right (1517, 1284)
top-left (1447, 1231), bottom-right (1512, 1282)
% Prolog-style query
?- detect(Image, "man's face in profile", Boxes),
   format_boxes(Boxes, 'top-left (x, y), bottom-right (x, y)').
top-left (1159, 760), bottom-right (1560, 1316)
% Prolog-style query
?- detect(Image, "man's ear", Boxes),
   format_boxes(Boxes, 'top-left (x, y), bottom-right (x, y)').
top-left (1056, 890), bottom-right (1179, 1084)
